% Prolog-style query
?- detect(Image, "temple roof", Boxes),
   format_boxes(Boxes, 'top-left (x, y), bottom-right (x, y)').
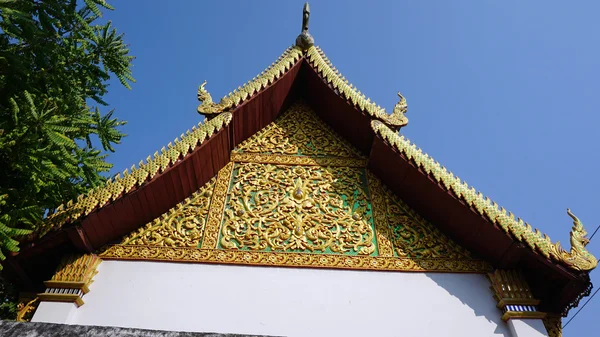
top-left (7, 3), bottom-right (595, 316)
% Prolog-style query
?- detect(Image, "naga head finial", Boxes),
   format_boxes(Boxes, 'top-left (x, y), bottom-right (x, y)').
top-left (395, 92), bottom-right (408, 114)
top-left (567, 208), bottom-right (590, 247)
top-left (295, 2), bottom-right (314, 50)
top-left (559, 208), bottom-right (598, 271)
top-left (197, 80), bottom-right (212, 104)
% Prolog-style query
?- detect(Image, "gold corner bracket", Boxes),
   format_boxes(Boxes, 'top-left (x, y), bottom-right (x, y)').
top-left (488, 269), bottom-right (546, 322)
top-left (37, 254), bottom-right (102, 307)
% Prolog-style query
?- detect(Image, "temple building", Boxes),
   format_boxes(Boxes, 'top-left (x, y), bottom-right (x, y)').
top-left (3, 4), bottom-right (596, 337)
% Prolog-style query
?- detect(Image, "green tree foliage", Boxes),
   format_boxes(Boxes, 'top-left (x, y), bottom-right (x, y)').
top-left (0, 0), bottom-right (134, 270)
top-left (0, 273), bottom-right (17, 319)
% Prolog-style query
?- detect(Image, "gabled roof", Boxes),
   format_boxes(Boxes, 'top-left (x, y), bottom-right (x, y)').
top-left (6, 7), bottom-right (596, 316)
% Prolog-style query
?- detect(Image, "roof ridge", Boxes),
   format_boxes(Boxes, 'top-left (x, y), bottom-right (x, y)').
top-left (197, 46), bottom-right (303, 116)
top-left (306, 46), bottom-right (408, 131)
top-left (370, 120), bottom-right (597, 272)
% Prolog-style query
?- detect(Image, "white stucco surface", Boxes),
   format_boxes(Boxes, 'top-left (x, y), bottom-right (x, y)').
top-left (31, 301), bottom-right (77, 324)
top-left (34, 260), bottom-right (513, 336)
top-left (508, 319), bottom-right (549, 337)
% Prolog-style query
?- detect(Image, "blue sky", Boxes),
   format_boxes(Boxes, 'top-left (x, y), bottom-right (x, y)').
top-left (99, 1), bottom-right (599, 334)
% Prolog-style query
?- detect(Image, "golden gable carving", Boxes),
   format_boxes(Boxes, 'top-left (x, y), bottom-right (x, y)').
top-left (122, 179), bottom-right (215, 247)
top-left (100, 102), bottom-right (488, 273)
top-left (234, 102), bottom-right (362, 158)
top-left (220, 163), bottom-right (375, 255)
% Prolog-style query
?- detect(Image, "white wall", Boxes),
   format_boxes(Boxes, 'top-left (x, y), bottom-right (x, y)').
top-left (36, 260), bottom-right (511, 337)
top-left (31, 301), bottom-right (77, 324)
top-left (508, 319), bottom-right (549, 337)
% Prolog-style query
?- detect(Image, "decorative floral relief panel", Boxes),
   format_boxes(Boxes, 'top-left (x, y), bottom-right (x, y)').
top-left (99, 101), bottom-right (489, 272)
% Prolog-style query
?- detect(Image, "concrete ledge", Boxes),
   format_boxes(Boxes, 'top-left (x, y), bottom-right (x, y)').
top-left (0, 321), bottom-right (280, 337)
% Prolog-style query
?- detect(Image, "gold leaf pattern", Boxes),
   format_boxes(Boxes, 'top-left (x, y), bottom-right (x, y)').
top-left (100, 245), bottom-right (490, 273)
top-left (220, 163), bottom-right (375, 255)
top-left (202, 162), bottom-right (235, 249)
top-left (104, 101), bottom-right (489, 273)
top-left (50, 254), bottom-right (101, 284)
top-left (366, 171), bottom-right (394, 257)
top-left (122, 179), bottom-right (216, 247)
top-left (234, 101), bottom-right (362, 158)
top-left (384, 186), bottom-right (472, 259)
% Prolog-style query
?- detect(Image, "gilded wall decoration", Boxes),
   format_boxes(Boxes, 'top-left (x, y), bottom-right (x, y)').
top-left (219, 163), bottom-right (376, 255)
top-left (99, 245), bottom-right (490, 273)
top-left (122, 179), bottom-right (215, 247)
top-left (201, 162), bottom-right (235, 249)
top-left (367, 171), bottom-right (470, 259)
top-left (101, 101), bottom-right (490, 273)
top-left (230, 152), bottom-right (366, 168)
top-left (16, 295), bottom-right (39, 322)
top-left (366, 172), bottom-right (394, 257)
top-left (383, 185), bottom-right (472, 259)
top-left (234, 102), bottom-right (363, 159)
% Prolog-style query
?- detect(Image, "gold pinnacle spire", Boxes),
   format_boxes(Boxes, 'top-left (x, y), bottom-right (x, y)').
top-left (295, 2), bottom-right (314, 50)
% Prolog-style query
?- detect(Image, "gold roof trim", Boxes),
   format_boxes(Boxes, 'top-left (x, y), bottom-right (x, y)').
top-left (37, 111), bottom-right (233, 238)
top-left (371, 120), bottom-right (598, 272)
top-left (197, 46), bottom-right (303, 116)
top-left (306, 46), bottom-right (408, 131)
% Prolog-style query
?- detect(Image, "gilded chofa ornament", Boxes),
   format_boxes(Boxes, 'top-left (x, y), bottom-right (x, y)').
top-left (550, 209), bottom-right (598, 271)
top-left (197, 46), bottom-right (303, 118)
top-left (196, 81), bottom-right (231, 116)
top-left (378, 92), bottom-right (409, 130)
top-left (100, 102), bottom-right (489, 273)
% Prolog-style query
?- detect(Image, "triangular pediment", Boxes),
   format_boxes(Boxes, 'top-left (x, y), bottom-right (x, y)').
top-left (101, 101), bottom-right (486, 272)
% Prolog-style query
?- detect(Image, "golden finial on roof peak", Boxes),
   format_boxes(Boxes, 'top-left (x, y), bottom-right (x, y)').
top-left (296, 2), bottom-right (314, 50)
